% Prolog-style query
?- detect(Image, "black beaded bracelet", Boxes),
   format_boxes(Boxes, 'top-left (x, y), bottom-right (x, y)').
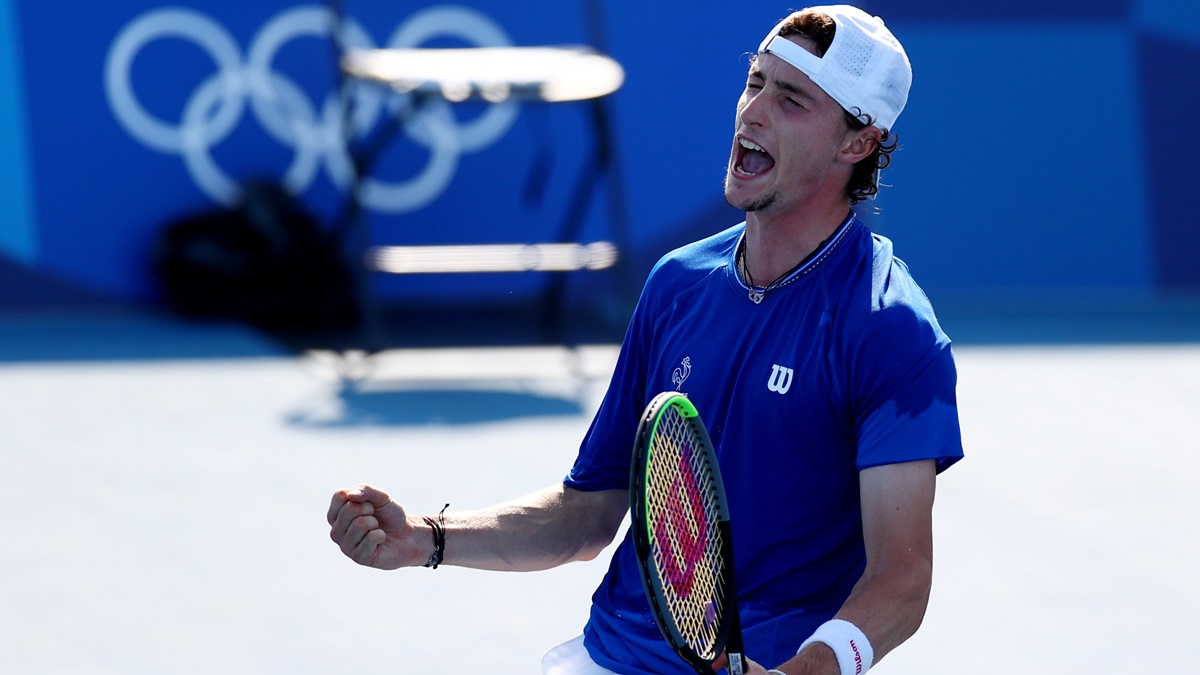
top-left (422, 503), bottom-right (449, 569)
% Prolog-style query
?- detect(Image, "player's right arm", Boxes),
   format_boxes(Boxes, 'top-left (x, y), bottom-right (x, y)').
top-left (327, 483), bottom-right (628, 572)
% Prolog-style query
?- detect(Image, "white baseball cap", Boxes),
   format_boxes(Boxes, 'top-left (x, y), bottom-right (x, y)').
top-left (758, 5), bottom-right (911, 133)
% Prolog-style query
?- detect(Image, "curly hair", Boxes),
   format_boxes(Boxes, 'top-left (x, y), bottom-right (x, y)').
top-left (776, 11), bottom-right (898, 204)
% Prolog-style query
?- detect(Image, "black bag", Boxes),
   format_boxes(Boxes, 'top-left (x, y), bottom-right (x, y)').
top-left (152, 182), bottom-right (357, 330)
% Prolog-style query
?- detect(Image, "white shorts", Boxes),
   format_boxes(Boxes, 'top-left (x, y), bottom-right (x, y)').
top-left (541, 635), bottom-right (617, 675)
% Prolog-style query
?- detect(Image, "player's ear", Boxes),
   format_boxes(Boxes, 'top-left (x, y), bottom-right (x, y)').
top-left (838, 126), bottom-right (880, 166)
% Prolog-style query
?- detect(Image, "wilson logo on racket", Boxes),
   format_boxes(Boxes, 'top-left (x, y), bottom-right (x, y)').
top-left (631, 392), bottom-right (746, 675)
top-left (767, 364), bottom-right (794, 394)
top-left (651, 443), bottom-right (710, 597)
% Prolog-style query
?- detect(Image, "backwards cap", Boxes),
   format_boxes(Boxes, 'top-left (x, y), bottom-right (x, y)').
top-left (758, 5), bottom-right (911, 132)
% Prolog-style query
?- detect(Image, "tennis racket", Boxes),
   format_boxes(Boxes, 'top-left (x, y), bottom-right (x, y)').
top-left (630, 391), bottom-right (745, 675)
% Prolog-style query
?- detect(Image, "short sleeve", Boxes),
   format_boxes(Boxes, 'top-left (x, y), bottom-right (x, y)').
top-left (850, 255), bottom-right (964, 473)
top-left (563, 284), bottom-right (654, 491)
top-left (855, 341), bottom-right (963, 473)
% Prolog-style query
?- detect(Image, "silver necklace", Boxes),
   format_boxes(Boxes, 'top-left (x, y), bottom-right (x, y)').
top-left (738, 243), bottom-right (806, 304)
top-left (737, 213), bottom-right (853, 303)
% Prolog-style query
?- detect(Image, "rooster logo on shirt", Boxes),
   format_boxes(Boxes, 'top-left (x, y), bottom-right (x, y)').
top-left (672, 357), bottom-right (692, 390)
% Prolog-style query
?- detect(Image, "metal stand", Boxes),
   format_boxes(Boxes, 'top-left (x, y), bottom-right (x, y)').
top-left (325, 1), bottom-right (632, 353)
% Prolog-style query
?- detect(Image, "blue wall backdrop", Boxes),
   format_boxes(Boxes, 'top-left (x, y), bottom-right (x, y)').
top-left (0, 0), bottom-right (34, 266)
top-left (1, 0), bottom-right (1197, 312)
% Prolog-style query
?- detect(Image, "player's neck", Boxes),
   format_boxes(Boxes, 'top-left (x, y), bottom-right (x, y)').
top-left (743, 201), bottom-right (852, 286)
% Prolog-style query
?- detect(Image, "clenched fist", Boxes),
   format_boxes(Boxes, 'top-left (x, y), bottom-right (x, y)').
top-left (327, 484), bottom-right (430, 569)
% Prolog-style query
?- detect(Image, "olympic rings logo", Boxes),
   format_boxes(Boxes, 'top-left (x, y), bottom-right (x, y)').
top-left (104, 5), bottom-right (520, 213)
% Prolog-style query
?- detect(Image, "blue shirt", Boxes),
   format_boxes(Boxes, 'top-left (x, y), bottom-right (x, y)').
top-left (565, 214), bottom-right (964, 674)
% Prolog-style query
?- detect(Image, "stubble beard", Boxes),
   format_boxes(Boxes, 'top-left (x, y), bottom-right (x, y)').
top-left (724, 176), bottom-right (779, 213)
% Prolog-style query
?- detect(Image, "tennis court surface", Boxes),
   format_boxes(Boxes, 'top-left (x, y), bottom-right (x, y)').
top-left (2, 305), bottom-right (1197, 673)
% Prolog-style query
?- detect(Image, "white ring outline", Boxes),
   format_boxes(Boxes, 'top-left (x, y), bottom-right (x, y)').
top-left (385, 6), bottom-right (519, 153)
top-left (105, 5), bottom-right (520, 212)
top-left (105, 9), bottom-right (244, 154)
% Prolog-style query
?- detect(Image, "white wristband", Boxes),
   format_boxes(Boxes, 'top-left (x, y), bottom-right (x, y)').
top-left (798, 619), bottom-right (874, 675)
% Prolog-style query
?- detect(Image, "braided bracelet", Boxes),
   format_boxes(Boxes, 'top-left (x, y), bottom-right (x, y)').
top-left (422, 503), bottom-right (449, 569)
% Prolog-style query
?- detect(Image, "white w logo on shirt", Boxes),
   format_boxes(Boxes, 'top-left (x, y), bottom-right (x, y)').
top-left (767, 364), bottom-right (794, 394)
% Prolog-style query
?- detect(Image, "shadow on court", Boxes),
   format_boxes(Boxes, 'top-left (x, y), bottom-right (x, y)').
top-left (935, 294), bottom-right (1200, 346)
top-left (5, 292), bottom-right (1200, 367)
top-left (0, 305), bottom-right (291, 362)
top-left (286, 386), bottom-right (586, 428)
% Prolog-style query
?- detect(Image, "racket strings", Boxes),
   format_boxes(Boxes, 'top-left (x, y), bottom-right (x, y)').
top-left (645, 407), bottom-right (730, 658)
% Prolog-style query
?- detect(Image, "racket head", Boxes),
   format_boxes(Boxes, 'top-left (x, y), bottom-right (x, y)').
top-left (629, 392), bottom-right (743, 674)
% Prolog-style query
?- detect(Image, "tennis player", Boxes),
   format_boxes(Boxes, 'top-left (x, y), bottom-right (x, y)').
top-left (328, 5), bottom-right (963, 674)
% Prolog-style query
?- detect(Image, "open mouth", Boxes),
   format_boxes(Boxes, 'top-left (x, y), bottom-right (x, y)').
top-left (734, 137), bottom-right (775, 176)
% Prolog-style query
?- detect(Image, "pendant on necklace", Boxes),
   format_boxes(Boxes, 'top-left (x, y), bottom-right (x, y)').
top-left (739, 246), bottom-right (766, 304)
